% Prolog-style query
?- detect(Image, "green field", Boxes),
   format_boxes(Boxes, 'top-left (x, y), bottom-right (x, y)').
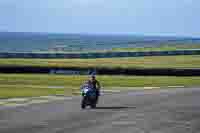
top-left (1, 74), bottom-right (200, 98)
top-left (111, 44), bottom-right (200, 52)
top-left (35, 43), bottom-right (200, 53)
top-left (0, 55), bottom-right (200, 69)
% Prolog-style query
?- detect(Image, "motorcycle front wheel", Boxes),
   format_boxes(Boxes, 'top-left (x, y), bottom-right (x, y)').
top-left (81, 97), bottom-right (86, 109)
top-left (90, 104), bottom-right (96, 109)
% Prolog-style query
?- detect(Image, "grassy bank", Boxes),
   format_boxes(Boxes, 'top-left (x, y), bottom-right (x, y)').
top-left (0, 55), bottom-right (200, 69)
top-left (1, 74), bottom-right (200, 98)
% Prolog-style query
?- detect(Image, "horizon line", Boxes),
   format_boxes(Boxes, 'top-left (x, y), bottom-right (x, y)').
top-left (0, 31), bottom-right (200, 39)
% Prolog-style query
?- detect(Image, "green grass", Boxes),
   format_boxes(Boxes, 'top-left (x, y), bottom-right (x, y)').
top-left (1, 74), bottom-right (200, 98)
top-left (34, 43), bottom-right (200, 53)
top-left (111, 44), bottom-right (200, 52)
top-left (0, 55), bottom-right (200, 69)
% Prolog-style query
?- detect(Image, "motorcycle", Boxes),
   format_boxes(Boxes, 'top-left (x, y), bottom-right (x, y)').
top-left (81, 86), bottom-right (97, 109)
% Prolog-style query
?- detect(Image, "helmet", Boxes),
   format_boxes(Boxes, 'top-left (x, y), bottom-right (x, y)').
top-left (90, 74), bottom-right (96, 78)
top-left (89, 71), bottom-right (96, 78)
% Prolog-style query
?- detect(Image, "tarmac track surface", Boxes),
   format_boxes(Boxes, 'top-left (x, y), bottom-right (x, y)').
top-left (0, 88), bottom-right (200, 133)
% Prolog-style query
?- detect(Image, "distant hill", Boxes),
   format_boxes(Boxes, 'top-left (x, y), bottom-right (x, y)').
top-left (0, 32), bottom-right (200, 52)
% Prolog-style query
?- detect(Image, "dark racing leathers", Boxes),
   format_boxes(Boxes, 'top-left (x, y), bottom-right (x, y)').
top-left (90, 79), bottom-right (100, 103)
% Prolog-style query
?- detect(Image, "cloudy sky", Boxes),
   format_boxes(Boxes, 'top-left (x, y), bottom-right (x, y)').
top-left (0, 0), bottom-right (199, 36)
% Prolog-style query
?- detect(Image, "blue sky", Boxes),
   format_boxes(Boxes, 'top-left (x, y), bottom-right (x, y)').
top-left (0, 0), bottom-right (199, 37)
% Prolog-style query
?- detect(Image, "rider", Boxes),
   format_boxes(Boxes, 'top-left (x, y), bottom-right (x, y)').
top-left (81, 74), bottom-right (101, 102)
top-left (90, 74), bottom-right (101, 101)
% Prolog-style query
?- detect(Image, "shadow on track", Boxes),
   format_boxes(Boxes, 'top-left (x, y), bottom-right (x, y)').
top-left (95, 106), bottom-right (136, 110)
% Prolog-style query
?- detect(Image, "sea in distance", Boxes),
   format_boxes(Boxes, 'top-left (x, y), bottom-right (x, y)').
top-left (0, 32), bottom-right (200, 52)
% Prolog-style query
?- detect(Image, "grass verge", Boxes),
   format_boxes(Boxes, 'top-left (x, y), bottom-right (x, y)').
top-left (0, 55), bottom-right (200, 69)
top-left (35, 43), bottom-right (200, 53)
top-left (111, 44), bottom-right (200, 52)
top-left (0, 74), bottom-right (200, 98)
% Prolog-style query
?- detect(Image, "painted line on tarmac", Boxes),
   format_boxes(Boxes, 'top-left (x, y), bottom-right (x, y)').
top-left (72, 89), bottom-right (122, 95)
top-left (107, 86), bottom-right (186, 91)
top-left (73, 86), bottom-right (186, 95)
top-left (0, 96), bottom-right (73, 107)
top-left (143, 87), bottom-right (161, 89)
top-left (106, 87), bottom-right (161, 90)
top-left (167, 86), bottom-right (185, 88)
top-left (2, 98), bottom-right (28, 103)
top-left (0, 84), bottom-right (65, 89)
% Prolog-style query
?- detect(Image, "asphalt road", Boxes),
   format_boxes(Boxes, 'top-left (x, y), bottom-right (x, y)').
top-left (1, 88), bottom-right (200, 133)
